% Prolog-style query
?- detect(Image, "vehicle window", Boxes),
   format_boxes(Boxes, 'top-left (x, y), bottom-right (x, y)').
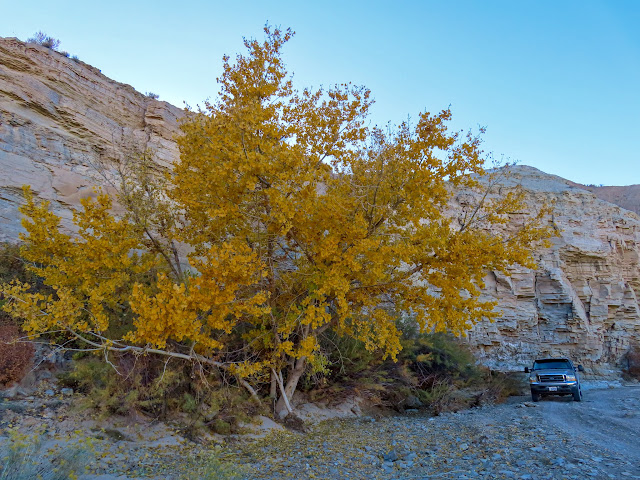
top-left (533, 360), bottom-right (572, 370)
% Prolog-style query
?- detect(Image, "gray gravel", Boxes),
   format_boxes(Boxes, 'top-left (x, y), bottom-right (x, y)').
top-left (230, 384), bottom-right (640, 479)
top-left (3, 383), bottom-right (639, 479)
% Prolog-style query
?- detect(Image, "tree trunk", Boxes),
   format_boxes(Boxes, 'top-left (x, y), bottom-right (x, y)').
top-left (274, 357), bottom-right (306, 418)
top-left (269, 369), bottom-right (277, 398)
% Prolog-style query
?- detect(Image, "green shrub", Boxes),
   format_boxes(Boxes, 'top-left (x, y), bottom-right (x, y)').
top-left (401, 332), bottom-right (529, 412)
top-left (59, 353), bottom-right (262, 438)
top-left (59, 355), bottom-right (188, 416)
top-left (480, 369), bottom-right (526, 401)
top-left (0, 243), bottom-right (40, 287)
top-left (297, 330), bottom-right (381, 404)
top-left (321, 332), bottom-right (376, 379)
top-left (181, 392), bottom-right (197, 413)
top-left (401, 332), bottom-right (480, 387)
top-left (211, 418), bottom-right (232, 435)
top-left (311, 320), bottom-right (522, 413)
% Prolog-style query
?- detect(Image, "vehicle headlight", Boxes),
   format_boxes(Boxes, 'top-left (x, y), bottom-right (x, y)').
top-left (566, 374), bottom-right (576, 382)
top-left (529, 376), bottom-right (537, 383)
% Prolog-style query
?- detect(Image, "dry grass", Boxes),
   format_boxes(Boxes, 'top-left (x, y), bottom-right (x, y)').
top-left (0, 429), bottom-right (90, 480)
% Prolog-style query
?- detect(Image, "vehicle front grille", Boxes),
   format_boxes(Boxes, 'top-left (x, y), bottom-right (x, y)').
top-left (538, 374), bottom-right (566, 382)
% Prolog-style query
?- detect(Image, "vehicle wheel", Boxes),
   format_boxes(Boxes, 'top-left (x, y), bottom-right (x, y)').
top-left (531, 391), bottom-right (540, 402)
top-left (572, 387), bottom-right (582, 402)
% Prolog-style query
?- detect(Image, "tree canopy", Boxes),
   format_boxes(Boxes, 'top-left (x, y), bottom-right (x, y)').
top-left (1, 26), bottom-right (550, 416)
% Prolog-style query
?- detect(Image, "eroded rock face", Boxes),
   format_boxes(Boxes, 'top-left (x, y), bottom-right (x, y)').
top-left (0, 38), bottom-right (638, 375)
top-left (0, 37), bottom-right (183, 242)
top-left (575, 183), bottom-right (640, 217)
top-left (462, 166), bottom-right (640, 375)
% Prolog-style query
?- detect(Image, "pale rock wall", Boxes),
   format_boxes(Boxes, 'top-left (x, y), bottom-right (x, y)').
top-left (462, 166), bottom-right (640, 375)
top-left (0, 37), bottom-right (184, 242)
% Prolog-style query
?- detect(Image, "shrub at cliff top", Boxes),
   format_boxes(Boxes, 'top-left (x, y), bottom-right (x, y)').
top-left (26, 31), bottom-right (61, 50)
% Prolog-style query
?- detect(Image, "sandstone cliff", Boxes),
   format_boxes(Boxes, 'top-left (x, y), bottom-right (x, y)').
top-left (1, 37), bottom-right (638, 375)
top-left (0, 37), bottom-right (183, 242)
top-left (462, 166), bottom-right (640, 375)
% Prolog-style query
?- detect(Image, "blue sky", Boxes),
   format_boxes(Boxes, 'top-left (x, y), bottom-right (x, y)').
top-left (2, 0), bottom-right (639, 185)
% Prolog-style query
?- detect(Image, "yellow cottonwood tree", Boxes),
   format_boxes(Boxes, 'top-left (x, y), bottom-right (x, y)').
top-left (1, 26), bottom-right (551, 416)
top-left (2, 187), bottom-right (156, 337)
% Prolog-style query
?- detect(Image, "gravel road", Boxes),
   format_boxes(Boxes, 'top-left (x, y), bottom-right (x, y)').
top-left (227, 383), bottom-right (640, 480)
top-left (537, 384), bottom-right (640, 465)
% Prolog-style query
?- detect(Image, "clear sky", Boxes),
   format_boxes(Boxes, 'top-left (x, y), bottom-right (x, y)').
top-left (2, 0), bottom-right (639, 185)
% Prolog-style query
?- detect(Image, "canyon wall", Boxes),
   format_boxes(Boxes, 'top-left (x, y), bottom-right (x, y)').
top-left (461, 167), bottom-right (640, 375)
top-left (0, 37), bottom-right (183, 243)
top-left (1, 37), bottom-right (638, 375)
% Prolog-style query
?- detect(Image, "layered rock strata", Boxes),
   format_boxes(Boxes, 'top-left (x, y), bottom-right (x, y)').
top-left (0, 37), bottom-right (183, 242)
top-left (461, 166), bottom-right (640, 375)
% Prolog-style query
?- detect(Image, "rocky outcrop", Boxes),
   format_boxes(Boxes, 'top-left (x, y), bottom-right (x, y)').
top-left (462, 166), bottom-right (640, 375)
top-left (1, 38), bottom-right (638, 375)
top-left (572, 183), bottom-right (640, 217)
top-left (0, 37), bottom-right (184, 242)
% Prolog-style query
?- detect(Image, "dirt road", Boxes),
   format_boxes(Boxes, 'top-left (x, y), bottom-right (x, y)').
top-left (230, 383), bottom-right (640, 479)
top-left (534, 384), bottom-right (640, 464)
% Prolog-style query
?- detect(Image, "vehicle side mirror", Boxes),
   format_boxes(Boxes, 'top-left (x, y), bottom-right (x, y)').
top-left (524, 367), bottom-right (530, 373)
top-left (578, 365), bottom-right (584, 372)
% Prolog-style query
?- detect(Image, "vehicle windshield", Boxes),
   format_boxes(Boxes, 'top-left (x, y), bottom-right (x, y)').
top-left (533, 360), bottom-right (572, 370)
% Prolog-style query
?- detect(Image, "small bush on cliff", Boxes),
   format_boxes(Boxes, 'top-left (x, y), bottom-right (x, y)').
top-left (26, 31), bottom-right (61, 51)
